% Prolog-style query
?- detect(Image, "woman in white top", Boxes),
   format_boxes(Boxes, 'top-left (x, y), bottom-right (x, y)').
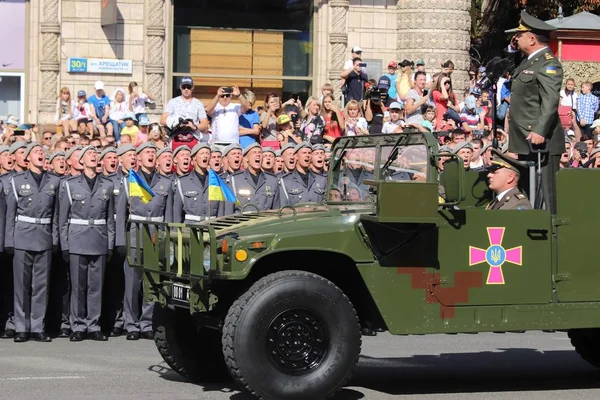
top-left (127, 81), bottom-right (154, 120)
top-left (560, 78), bottom-right (578, 109)
top-left (108, 88), bottom-right (128, 140)
top-left (54, 87), bottom-right (78, 134)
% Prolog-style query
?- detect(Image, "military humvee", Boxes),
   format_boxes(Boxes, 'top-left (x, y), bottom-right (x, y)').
top-left (128, 132), bottom-right (600, 400)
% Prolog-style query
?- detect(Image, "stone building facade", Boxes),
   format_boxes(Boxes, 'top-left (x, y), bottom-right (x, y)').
top-left (10, 0), bottom-right (472, 124)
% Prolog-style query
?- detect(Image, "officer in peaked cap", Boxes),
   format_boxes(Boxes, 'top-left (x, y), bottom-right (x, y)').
top-left (173, 142), bottom-right (220, 223)
top-left (278, 142), bottom-right (326, 206)
top-left (5, 142), bottom-right (62, 342)
top-left (58, 145), bottom-right (115, 342)
top-left (223, 143), bottom-right (279, 214)
top-left (486, 148), bottom-right (532, 210)
top-left (0, 145), bottom-right (16, 339)
top-left (505, 10), bottom-right (563, 213)
top-left (115, 141), bottom-right (172, 340)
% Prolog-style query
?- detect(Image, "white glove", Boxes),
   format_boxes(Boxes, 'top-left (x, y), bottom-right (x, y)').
top-left (166, 115), bottom-right (180, 130)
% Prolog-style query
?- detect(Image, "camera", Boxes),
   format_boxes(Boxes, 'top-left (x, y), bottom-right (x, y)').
top-left (223, 87), bottom-right (233, 94)
top-left (369, 88), bottom-right (381, 104)
top-left (291, 113), bottom-right (299, 124)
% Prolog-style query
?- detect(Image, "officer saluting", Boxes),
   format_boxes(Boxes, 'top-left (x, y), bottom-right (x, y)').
top-left (278, 142), bottom-right (327, 207)
top-left (116, 142), bottom-right (173, 340)
top-left (5, 143), bottom-right (61, 342)
top-left (486, 149), bottom-right (532, 210)
top-left (224, 143), bottom-right (279, 214)
top-left (506, 11), bottom-right (563, 213)
top-left (173, 143), bottom-right (220, 223)
top-left (59, 146), bottom-right (115, 342)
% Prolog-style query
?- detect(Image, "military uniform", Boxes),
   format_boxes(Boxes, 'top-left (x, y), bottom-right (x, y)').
top-left (5, 168), bottom-right (61, 339)
top-left (224, 169), bottom-right (280, 213)
top-left (173, 171), bottom-right (221, 222)
top-left (116, 155), bottom-right (173, 338)
top-left (486, 187), bottom-right (532, 210)
top-left (59, 170), bottom-right (115, 339)
top-left (506, 11), bottom-right (564, 213)
top-left (278, 169), bottom-right (327, 206)
top-left (0, 170), bottom-right (16, 337)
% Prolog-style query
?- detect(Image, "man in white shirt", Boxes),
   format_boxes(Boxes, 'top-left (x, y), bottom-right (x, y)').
top-left (160, 76), bottom-right (209, 142)
top-left (343, 46), bottom-right (365, 72)
top-left (205, 86), bottom-right (250, 145)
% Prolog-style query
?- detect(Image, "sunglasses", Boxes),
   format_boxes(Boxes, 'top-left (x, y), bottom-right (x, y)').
top-left (43, 136), bottom-right (52, 140)
top-left (220, 94), bottom-right (231, 98)
top-left (181, 85), bottom-right (192, 90)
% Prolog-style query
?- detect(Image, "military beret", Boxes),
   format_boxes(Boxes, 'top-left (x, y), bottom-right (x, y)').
top-left (0, 145), bottom-right (9, 154)
top-left (210, 146), bottom-right (222, 154)
top-left (324, 147), bottom-right (332, 154)
top-left (281, 143), bottom-right (295, 154)
top-left (65, 145), bottom-right (82, 160)
top-left (590, 147), bottom-right (600, 159)
top-left (480, 142), bottom-right (493, 155)
top-left (438, 145), bottom-right (453, 154)
top-left (452, 141), bottom-right (474, 154)
top-left (312, 144), bottom-right (326, 152)
top-left (78, 146), bottom-right (97, 162)
top-left (242, 142), bottom-right (261, 157)
top-left (275, 150), bottom-right (282, 157)
top-left (191, 142), bottom-right (210, 157)
top-left (48, 151), bottom-right (65, 163)
top-left (173, 145), bottom-right (191, 158)
top-left (262, 147), bottom-right (276, 156)
top-left (116, 144), bottom-right (135, 157)
top-left (8, 141), bottom-right (27, 154)
top-left (223, 143), bottom-right (242, 156)
top-left (156, 147), bottom-right (172, 158)
top-left (136, 141), bottom-right (158, 154)
top-left (506, 10), bottom-right (557, 35)
top-left (99, 147), bottom-right (117, 161)
top-left (293, 142), bottom-right (313, 155)
top-left (489, 148), bottom-right (527, 174)
top-left (24, 142), bottom-right (42, 160)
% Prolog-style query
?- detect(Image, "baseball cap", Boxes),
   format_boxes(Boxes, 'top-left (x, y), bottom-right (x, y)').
top-left (94, 81), bottom-right (104, 91)
top-left (465, 95), bottom-right (477, 110)
top-left (77, 90), bottom-right (87, 97)
top-left (180, 76), bottom-right (193, 86)
top-left (351, 46), bottom-right (362, 53)
top-left (399, 59), bottom-right (413, 68)
top-left (123, 112), bottom-right (137, 121)
top-left (416, 59), bottom-right (425, 66)
top-left (277, 114), bottom-right (291, 125)
top-left (387, 61), bottom-right (397, 68)
top-left (591, 119), bottom-right (600, 129)
top-left (6, 116), bottom-right (19, 127)
top-left (378, 76), bottom-right (391, 91)
top-left (139, 115), bottom-right (151, 126)
top-left (389, 101), bottom-right (403, 110)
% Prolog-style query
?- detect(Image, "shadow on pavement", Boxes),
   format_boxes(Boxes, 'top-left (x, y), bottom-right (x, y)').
top-left (148, 348), bottom-right (600, 399)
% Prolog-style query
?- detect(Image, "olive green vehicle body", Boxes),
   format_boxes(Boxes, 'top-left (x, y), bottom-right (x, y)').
top-left (128, 133), bottom-right (600, 335)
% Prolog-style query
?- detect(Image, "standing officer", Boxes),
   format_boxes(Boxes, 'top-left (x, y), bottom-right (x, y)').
top-left (10, 141), bottom-right (29, 174)
top-left (156, 147), bottom-right (173, 178)
top-left (48, 152), bottom-right (67, 177)
top-left (100, 147), bottom-right (118, 177)
top-left (59, 146), bottom-right (115, 341)
top-left (209, 146), bottom-right (223, 174)
top-left (280, 143), bottom-right (296, 174)
top-left (225, 143), bottom-right (279, 214)
top-left (278, 143), bottom-right (327, 207)
top-left (310, 144), bottom-right (327, 176)
top-left (173, 143), bottom-right (220, 223)
top-left (5, 143), bottom-right (61, 342)
top-left (486, 149), bottom-right (532, 210)
top-left (222, 143), bottom-right (243, 179)
top-left (261, 147), bottom-right (276, 173)
top-left (65, 146), bottom-right (83, 177)
top-left (116, 142), bottom-right (173, 340)
top-left (506, 10), bottom-right (563, 213)
top-left (0, 145), bottom-right (16, 339)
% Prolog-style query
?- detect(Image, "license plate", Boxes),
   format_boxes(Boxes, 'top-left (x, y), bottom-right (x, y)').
top-left (172, 283), bottom-right (190, 302)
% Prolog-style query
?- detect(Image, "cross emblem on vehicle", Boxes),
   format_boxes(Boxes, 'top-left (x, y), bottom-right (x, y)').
top-left (469, 227), bottom-right (522, 285)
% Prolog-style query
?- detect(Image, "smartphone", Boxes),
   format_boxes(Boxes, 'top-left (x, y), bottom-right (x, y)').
top-left (292, 93), bottom-right (299, 101)
top-left (359, 63), bottom-right (367, 68)
top-left (291, 113), bottom-right (299, 124)
top-left (423, 90), bottom-right (429, 96)
top-left (14, 130), bottom-right (25, 136)
top-left (223, 87), bottom-right (233, 94)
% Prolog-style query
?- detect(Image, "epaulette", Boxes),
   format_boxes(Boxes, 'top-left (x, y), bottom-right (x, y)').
top-left (515, 193), bottom-right (527, 200)
top-left (66, 175), bottom-right (80, 181)
top-left (13, 170), bottom-right (26, 177)
top-left (263, 171), bottom-right (277, 178)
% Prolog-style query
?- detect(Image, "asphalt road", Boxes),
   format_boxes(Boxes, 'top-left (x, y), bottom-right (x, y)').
top-left (1, 331), bottom-right (600, 400)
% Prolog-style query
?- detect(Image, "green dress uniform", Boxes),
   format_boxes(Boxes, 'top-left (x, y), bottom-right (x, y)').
top-left (505, 11), bottom-right (564, 214)
top-left (486, 149), bottom-right (532, 211)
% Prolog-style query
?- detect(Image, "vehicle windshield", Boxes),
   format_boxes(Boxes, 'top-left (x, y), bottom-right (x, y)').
top-left (328, 142), bottom-right (429, 203)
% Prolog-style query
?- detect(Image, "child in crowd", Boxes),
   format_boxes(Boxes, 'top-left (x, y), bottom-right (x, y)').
top-left (320, 83), bottom-right (334, 103)
top-left (120, 112), bottom-right (139, 144)
top-left (55, 87), bottom-right (77, 134)
top-left (422, 106), bottom-right (437, 132)
top-left (381, 102), bottom-right (405, 134)
top-left (119, 133), bottom-right (132, 145)
top-left (74, 90), bottom-right (95, 136)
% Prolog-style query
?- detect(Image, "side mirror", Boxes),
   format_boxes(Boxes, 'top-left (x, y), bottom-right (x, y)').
top-left (438, 155), bottom-right (465, 205)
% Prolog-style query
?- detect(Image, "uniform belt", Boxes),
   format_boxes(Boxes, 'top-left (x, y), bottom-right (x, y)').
top-left (185, 215), bottom-right (214, 222)
top-left (69, 218), bottom-right (107, 226)
top-left (130, 215), bottom-right (164, 222)
top-left (16, 216), bottom-right (51, 225)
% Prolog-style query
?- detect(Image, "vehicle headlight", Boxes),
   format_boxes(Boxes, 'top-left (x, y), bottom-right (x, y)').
top-left (203, 245), bottom-right (211, 272)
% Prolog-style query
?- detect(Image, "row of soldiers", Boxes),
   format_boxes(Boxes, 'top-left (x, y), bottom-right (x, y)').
top-left (0, 140), bottom-right (332, 342)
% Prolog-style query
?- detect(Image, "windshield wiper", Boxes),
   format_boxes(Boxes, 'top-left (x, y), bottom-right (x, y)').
top-left (380, 135), bottom-right (408, 174)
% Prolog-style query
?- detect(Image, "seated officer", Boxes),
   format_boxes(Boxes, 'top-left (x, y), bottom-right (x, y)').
top-left (486, 149), bottom-right (532, 210)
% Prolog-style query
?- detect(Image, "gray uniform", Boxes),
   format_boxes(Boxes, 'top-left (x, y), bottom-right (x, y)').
top-left (5, 171), bottom-right (60, 333)
top-left (59, 175), bottom-right (115, 333)
top-left (116, 171), bottom-right (173, 333)
top-left (1, 172), bottom-right (15, 333)
top-left (278, 170), bottom-right (327, 207)
top-left (173, 172), bottom-right (221, 223)
top-left (223, 169), bottom-right (280, 214)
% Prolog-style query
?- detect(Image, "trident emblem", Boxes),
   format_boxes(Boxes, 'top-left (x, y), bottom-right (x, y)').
top-left (469, 227), bottom-right (522, 285)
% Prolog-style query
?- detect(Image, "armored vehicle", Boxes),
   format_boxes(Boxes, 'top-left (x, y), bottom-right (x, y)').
top-left (128, 132), bottom-right (600, 399)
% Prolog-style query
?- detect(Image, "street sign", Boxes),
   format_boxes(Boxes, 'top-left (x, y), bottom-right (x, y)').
top-left (67, 58), bottom-right (133, 74)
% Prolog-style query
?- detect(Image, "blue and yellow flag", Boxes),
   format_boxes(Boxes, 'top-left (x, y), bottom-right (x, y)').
top-left (208, 169), bottom-right (239, 204)
top-left (129, 169), bottom-right (155, 204)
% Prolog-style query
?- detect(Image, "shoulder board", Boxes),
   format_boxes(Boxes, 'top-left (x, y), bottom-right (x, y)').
top-left (263, 171), bottom-right (277, 177)
top-left (544, 53), bottom-right (554, 60)
top-left (14, 170), bottom-right (26, 177)
top-left (66, 175), bottom-right (79, 181)
top-left (515, 193), bottom-right (527, 200)
top-left (280, 172), bottom-right (292, 179)
top-left (232, 170), bottom-right (244, 177)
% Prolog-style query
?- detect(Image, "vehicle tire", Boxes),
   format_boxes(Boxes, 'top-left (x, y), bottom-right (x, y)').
top-left (153, 304), bottom-right (227, 382)
top-left (222, 270), bottom-right (362, 400)
top-left (569, 328), bottom-right (600, 368)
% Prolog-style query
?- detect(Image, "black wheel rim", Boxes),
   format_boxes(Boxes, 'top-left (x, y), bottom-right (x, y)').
top-left (266, 308), bottom-right (329, 375)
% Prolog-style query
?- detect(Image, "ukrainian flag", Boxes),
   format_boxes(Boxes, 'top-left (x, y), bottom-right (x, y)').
top-left (129, 169), bottom-right (155, 204)
top-left (208, 169), bottom-right (239, 204)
